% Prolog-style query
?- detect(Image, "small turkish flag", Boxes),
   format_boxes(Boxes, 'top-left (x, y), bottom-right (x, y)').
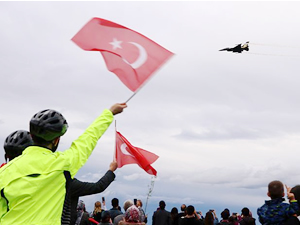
top-left (115, 131), bottom-right (158, 176)
top-left (72, 17), bottom-right (174, 92)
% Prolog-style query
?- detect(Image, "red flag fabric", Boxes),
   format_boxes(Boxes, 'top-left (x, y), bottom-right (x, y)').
top-left (72, 17), bottom-right (174, 92)
top-left (89, 218), bottom-right (99, 224)
top-left (115, 131), bottom-right (159, 176)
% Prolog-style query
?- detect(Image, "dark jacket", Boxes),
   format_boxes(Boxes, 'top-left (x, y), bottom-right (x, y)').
top-left (179, 217), bottom-right (204, 225)
top-left (239, 217), bottom-right (256, 225)
top-left (79, 211), bottom-right (90, 225)
top-left (61, 170), bottom-right (115, 225)
top-left (153, 209), bottom-right (171, 225)
top-left (284, 216), bottom-right (300, 225)
top-left (92, 210), bottom-right (104, 223)
top-left (108, 208), bottom-right (123, 223)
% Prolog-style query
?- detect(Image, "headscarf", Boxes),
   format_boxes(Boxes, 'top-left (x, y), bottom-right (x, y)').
top-left (125, 205), bottom-right (140, 222)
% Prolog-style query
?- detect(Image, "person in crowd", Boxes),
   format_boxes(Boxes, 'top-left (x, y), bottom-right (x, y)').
top-left (63, 161), bottom-right (118, 225)
top-left (100, 211), bottom-right (113, 225)
top-left (210, 210), bottom-right (219, 225)
top-left (170, 207), bottom-right (179, 225)
top-left (178, 204), bottom-right (186, 218)
top-left (114, 200), bottom-right (134, 225)
top-left (257, 180), bottom-right (299, 224)
top-left (137, 199), bottom-right (147, 223)
top-left (118, 205), bottom-right (145, 225)
top-left (228, 215), bottom-right (238, 225)
top-left (218, 209), bottom-right (230, 225)
top-left (152, 200), bottom-right (171, 225)
top-left (179, 205), bottom-right (203, 225)
top-left (196, 210), bottom-right (204, 220)
top-left (0, 103), bottom-right (127, 225)
top-left (109, 198), bottom-right (123, 222)
top-left (75, 200), bottom-right (90, 225)
top-left (2, 129), bottom-right (118, 225)
top-left (3, 130), bottom-right (33, 166)
top-left (283, 185), bottom-right (300, 224)
top-left (239, 207), bottom-right (255, 225)
top-left (92, 201), bottom-right (105, 223)
top-left (204, 211), bottom-right (214, 225)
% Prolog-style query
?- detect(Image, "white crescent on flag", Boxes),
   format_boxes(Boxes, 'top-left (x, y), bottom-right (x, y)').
top-left (127, 42), bottom-right (148, 69)
top-left (109, 38), bottom-right (148, 69)
top-left (120, 143), bottom-right (133, 156)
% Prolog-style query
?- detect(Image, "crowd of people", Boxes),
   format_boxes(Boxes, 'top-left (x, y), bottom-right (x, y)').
top-left (1, 103), bottom-right (300, 225)
top-left (74, 183), bottom-right (300, 225)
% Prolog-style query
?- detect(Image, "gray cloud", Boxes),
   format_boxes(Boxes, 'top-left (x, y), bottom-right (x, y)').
top-left (1, 1), bottom-right (300, 222)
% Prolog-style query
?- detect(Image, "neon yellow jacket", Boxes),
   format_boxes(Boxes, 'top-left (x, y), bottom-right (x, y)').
top-left (0, 109), bottom-right (113, 225)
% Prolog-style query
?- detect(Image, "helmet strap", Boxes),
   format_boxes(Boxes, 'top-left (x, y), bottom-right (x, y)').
top-left (51, 137), bottom-right (60, 152)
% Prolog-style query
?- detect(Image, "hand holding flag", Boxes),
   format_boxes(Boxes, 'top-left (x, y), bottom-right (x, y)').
top-left (72, 17), bottom-right (174, 92)
top-left (115, 131), bottom-right (159, 176)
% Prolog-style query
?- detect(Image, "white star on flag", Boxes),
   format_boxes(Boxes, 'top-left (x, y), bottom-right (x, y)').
top-left (109, 38), bottom-right (122, 50)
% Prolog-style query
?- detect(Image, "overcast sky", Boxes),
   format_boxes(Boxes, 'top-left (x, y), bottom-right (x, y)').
top-left (1, 0), bottom-right (300, 221)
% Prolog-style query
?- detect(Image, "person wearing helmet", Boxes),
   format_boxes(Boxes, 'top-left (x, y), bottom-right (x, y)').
top-left (3, 130), bottom-right (33, 162)
top-left (1, 130), bottom-right (33, 167)
top-left (0, 103), bottom-right (127, 225)
top-left (2, 129), bottom-right (118, 225)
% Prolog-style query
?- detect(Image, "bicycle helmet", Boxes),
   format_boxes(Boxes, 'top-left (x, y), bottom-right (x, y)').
top-left (30, 109), bottom-right (68, 141)
top-left (4, 130), bottom-right (33, 158)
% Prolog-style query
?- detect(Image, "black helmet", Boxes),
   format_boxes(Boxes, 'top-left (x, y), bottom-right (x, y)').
top-left (30, 109), bottom-right (68, 141)
top-left (4, 130), bottom-right (33, 158)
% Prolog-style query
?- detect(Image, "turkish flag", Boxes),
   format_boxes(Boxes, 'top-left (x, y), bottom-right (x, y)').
top-left (115, 131), bottom-right (159, 176)
top-left (72, 17), bottom-right (174, 92)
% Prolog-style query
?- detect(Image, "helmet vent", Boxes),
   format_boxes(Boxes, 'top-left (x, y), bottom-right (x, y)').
top-left (49, 119), bottom-right (59, 124)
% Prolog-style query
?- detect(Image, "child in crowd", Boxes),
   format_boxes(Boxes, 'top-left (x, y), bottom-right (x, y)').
top-left (257, 180), bottom-right (299, 224)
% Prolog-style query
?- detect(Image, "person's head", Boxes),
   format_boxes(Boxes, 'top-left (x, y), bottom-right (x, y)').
top-left (181, 204), bottom-right (186, 212)
top-left (136, 199), bottom-right (143, 208)
top-left (123, 199), bottom-right (134, 211)
top-left (268, 180), bottom-right (284, 199)
top-left (77, 200), bottom-right (86, 212)
top-left (125, 205), bottom-right (140, 222)
top-left (159, 200), bottom-right (166, 210)
top-left (30, 109), bottom-right (68, 152)
top-left (228, 216), bottom-right (237, 223)
top-left (204, 211), bottom-right (214, 225)
top-left (4, 130), bottom-right (33, 162)
top-left (186, 205), bottom-right (195, 216)
top-left (171, 207), bottom-right (178, 220)
top-left (102, 211), bottom-right (111, 223)
top-left (291, 185), bottom-right (300, 214)
top-left (94, 201), bottom-right (102, 212)
top-left (221, 209), bottom-right (230, 220)
top-left (111, 198), bottom-right (119, 208)
top-left (241, 207), bottom-right (250, 217)
top-left (171, 207), bottom-right (178, 215)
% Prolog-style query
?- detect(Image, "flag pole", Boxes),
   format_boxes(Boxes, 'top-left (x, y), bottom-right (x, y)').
top-left (125, 85), bottom-right (144, 103)
top-left (144, 176), bottom-right (156, 214)
top-left (125, 63), bottom-right (167, 103)
top-left (125, 78), bottom-right (149, 103)
top-left (113, 120), bottom-right (117, 161)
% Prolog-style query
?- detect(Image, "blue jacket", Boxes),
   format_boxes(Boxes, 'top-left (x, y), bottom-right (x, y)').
top-left (257, 198), bottom-right (299, 224)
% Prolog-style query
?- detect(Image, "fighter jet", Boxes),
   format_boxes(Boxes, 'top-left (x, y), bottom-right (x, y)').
top-left (219, 41), bottom-right (249, 53)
